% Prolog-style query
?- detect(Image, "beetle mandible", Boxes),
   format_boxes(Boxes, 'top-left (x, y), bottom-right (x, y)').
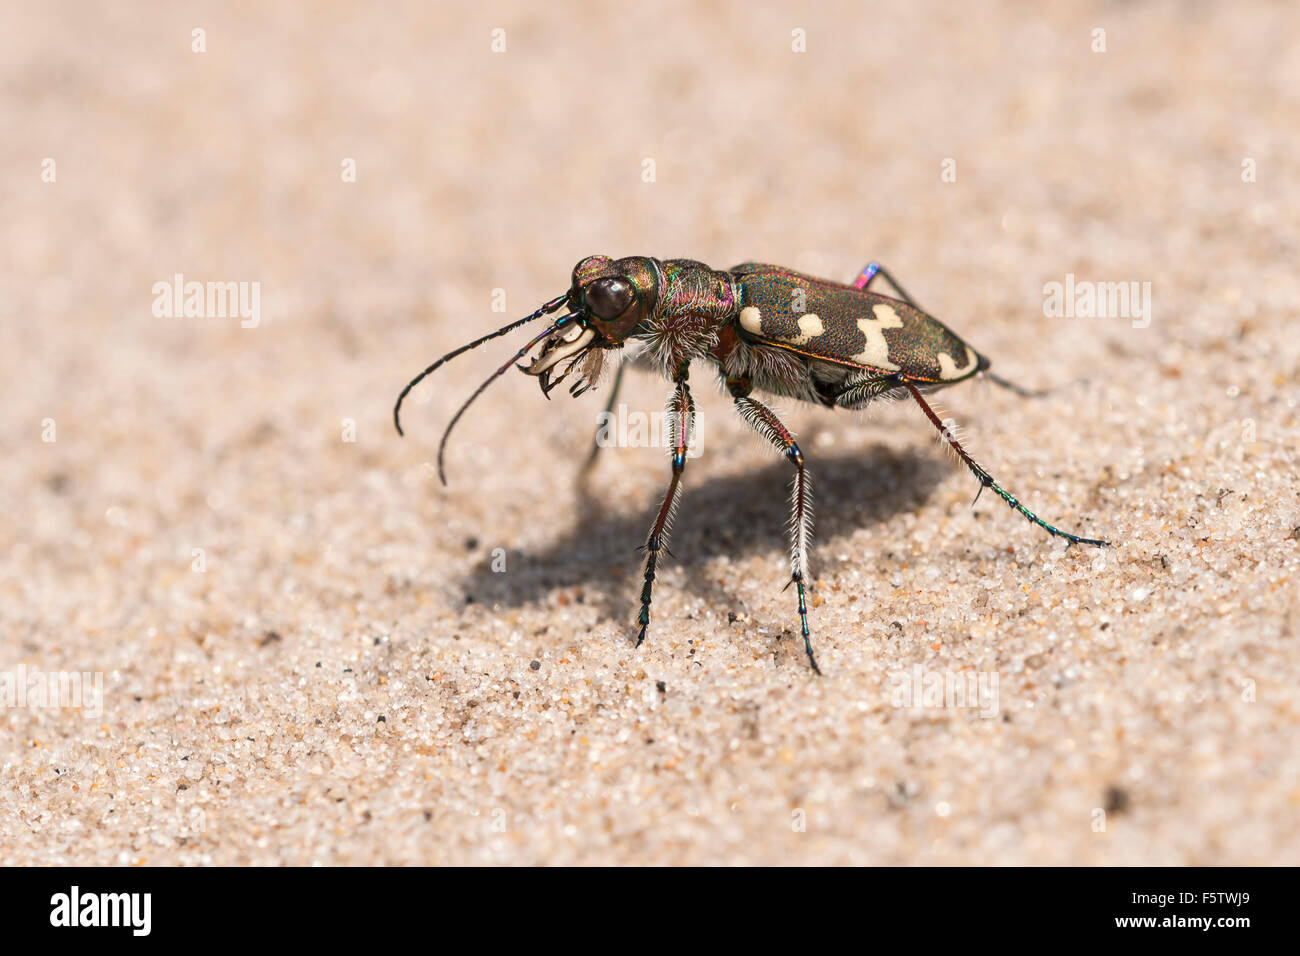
top-left (394, 255), bottom-right (1109, 673)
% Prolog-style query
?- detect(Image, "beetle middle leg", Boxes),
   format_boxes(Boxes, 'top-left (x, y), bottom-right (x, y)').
top-left (635, 367), bottom-right (694, 648)
top-left (728, 378), bottom-right (821, 674)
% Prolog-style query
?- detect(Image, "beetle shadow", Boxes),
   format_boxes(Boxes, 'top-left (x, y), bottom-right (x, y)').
top-left (460, 441), bottom-right (950, 629)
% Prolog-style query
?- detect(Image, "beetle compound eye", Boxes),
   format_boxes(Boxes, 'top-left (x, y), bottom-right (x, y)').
top-left (585, 277), bottom-right (634, 320)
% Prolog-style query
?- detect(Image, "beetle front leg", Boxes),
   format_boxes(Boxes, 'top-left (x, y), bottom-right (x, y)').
top-left (581, 360), bottom-right (626, 472)
top-left (635, 368), bottom-right (694, 648)
top-left (728, 381), bottom-right (821, 674)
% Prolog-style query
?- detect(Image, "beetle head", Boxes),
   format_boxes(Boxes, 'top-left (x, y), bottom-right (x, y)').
top-left (522, 255), bottom-right (660, 397)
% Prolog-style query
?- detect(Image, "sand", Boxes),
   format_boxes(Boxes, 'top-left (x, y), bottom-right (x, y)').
top-left (2, 0), bottom-right (1298, 865)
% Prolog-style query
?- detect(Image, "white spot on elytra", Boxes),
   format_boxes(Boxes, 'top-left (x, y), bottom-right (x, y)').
top-left (741, 306), bottom-right (823, 345)
top-left (789, 313), bottom-right (824, 344)
top-left (851, 304), bottom-right (903, 371)
top-left (937, 346), bottom-right (978, 380)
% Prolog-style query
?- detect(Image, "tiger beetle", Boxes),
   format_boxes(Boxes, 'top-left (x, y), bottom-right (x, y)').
top-left (394, 255), bottom-right (1110, 674)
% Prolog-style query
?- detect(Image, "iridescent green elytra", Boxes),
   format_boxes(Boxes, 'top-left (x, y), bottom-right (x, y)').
top-left (394, 256), bottom-right (1110, 674)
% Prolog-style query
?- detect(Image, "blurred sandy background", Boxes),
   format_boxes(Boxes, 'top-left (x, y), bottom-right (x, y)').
top-left (2, 0), bottom-right (1298, 865)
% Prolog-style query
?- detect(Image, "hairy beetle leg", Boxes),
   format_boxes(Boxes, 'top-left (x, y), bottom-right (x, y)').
top-left (730, 384), bottom-right (821, 674)
top-left (906, 383), bottom-right (1110, 548)
top-left (636, 370), bottom-right (693, 648)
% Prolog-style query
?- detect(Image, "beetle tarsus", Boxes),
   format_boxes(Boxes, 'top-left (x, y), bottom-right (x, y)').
top-left (986, 372), bottom-right (1049, 398)
top-left (906, 383), bottom-right (1108, 549)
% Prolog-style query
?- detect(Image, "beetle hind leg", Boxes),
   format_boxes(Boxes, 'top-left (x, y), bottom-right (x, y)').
top-left (832, 372), bottom-right (903, 409)
top-left (985, 371), bottom-right (1050, 399)
top-left (905, 383), bottom-right (1110, 547)
top-left (852, 261), bottom-right (920, 306)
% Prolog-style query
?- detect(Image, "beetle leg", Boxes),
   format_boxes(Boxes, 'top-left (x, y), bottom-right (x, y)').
top-left (905, 383), bottom-right (1110, 547)
top-left (832, 372), bottom-right (902, 409)
top-left (580, 360), bottom-right (626, 472)
top-left (636, 368), bottom-right (694, 648)
top-left (985, 372), bottom-right (1050, 398)
top-left (728, 381), bottom-right (821, 674)
top-left (852, 261), bottom-right (920, 307)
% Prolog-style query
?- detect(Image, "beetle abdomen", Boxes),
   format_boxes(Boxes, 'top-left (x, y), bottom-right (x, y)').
top-left (730, 263), bottom-right (987, 384)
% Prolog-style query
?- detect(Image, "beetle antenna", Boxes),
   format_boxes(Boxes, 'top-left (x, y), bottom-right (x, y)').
top-left (393, 293), bottom-right (568, 436)
top-left (436, 313), bottom-right (577, 485)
